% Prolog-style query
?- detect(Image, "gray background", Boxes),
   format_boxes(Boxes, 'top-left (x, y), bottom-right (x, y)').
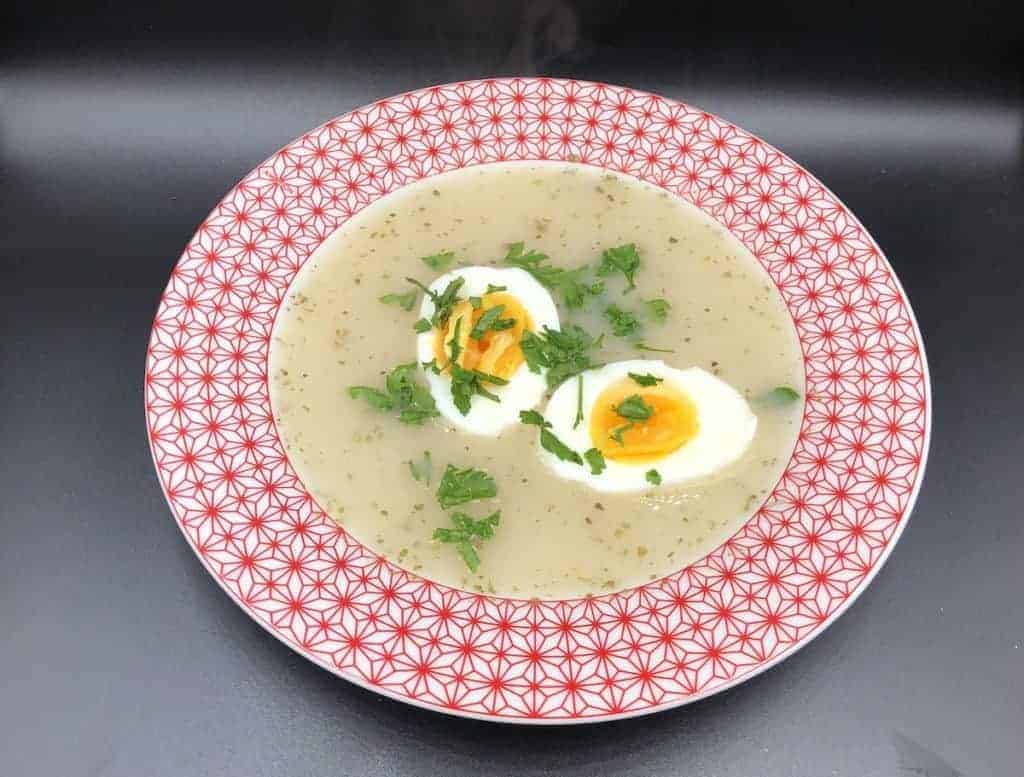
top-left (2, 2), bottom-right (1022, 775)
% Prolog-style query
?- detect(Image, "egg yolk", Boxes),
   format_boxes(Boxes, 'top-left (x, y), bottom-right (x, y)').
top-left (590, 379), bottom-right (699, 463)
top-left (433, 292), bottom-right (534, 380)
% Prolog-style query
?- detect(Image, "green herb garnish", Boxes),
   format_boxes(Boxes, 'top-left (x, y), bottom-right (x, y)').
top-left (573, 374), bottom-right (584, 429)
top-left (469, 304), bottom-right (515, 340)
top-left (348, 363), bottom-right (439, 425)
top-left (469, 296), bottom-right (483, 310)
top-left (645, 469), bottom-right (662, 486)
top-left (609, 422), bottom-right (633, 446)
top-left (421, 251), bottom-right (455, 271)
top-left (421, 358), bottom-right (441, 374)
top-left (644, 298), bottom-right (671, 323)
top-left (408, 450), bottom-right (433, 484)
top-left (449, 365), bottom-right (506, 415)
top-left (413, 317), bottom-right (432, 333)
top-left (436, 464), bottom-right (498, 509)
top-left (518, 410), bottom-right (582, 465)
top-left (634, 343), bottom-right (675, 353)
top-left (765, 386), bottom-right (801, 403)
top-left (446, 317), bottom-right (464, 366)
top-left (503, 242), bottom-right (603, 309)
top-left (485, 284), bottom-right (507, 293)
top-left (379, 290), bottom-right (418, 312)
top-left (628, 372), bottom-right (663, 387)
top-left (597, 243), bottom-right (641, 292)
top-left (614, 394), bottom-right (655, 421)
top-left (433, 510), bottom-right (500, 572)
top-left (605, 304), bottom-right (642, 337)
top-left (584, 447), bottom-right (606, 475)
top-left (406, 276), bottom-right (465, 327)
top-left (519, 324), bottom-right (601, 388)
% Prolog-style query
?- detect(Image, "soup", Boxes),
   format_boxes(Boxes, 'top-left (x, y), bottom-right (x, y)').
top-left (270, 162), bottom-right (803, 598)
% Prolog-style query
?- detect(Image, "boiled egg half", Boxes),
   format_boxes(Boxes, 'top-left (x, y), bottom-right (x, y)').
top-left (539, 360), bottom-right (757, 492)
top-left (416, 266), bottom-right (560, 435)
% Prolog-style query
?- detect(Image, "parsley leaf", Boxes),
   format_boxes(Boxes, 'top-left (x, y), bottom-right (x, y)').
top-left (519, 324), bottom-right (601, 388)
top-left (449, 364), bottom-right (505, 415)
top-left (573, 375), bottom-right (584, 429)
top-left (614, 394), bottom-right (654, 421)
top-left (645, 469), bottom-right (662, 486)
top-left (347, 386), bottom-right (393, 411)
top-left (628, 372), bottom-right (663, 387)
top-left (408, 450), bottom-right (433, 485)
top-left (634, 342), bottom-right (675, 353)
top-left (413, 317), bottom-right (432, 333)
top-left (406, 276), bottom-right (465, 327)
top-left (349, 363), bottom-right (440, 424)
top-left (609, 422), bottom-right (633, 446)
top-left (597, 243), bottom-right (641, 292)
top-left (584, 447), bottom-right (606, 475)
top-left (433, 510), bottom-right (501, 572)
top-left (518, 409), bottom-right (549, 427)
top-left (644, 298), bottom-right (671, 323)
top-left (766, 386), bottom-right (801, 403)
top-left (605, 304), bottom-right (642, 337)
top-left (503, 242), bottom-right (603, 309)
top-left (518, 410), bottom-right (582, 465)
top-left (470, 304), bottom-right (513, 340)
top-left (541, 428), bottom-right (582, 464)
top-left (421, 251), bottom-right (455, 271)
top-left (379, 290), bottom-right (418, 312)
top-left (436, 464), bottom-right (498, 509)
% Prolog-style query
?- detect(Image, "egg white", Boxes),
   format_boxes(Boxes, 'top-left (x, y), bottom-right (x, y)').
top-left (416, 266), bottom-right (560, 436)
top-left (539, 360), bottom-right (757, 492)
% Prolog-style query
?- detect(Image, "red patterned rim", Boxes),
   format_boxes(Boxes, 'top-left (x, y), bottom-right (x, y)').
top-left (144, 78), bottom-right (930, 723)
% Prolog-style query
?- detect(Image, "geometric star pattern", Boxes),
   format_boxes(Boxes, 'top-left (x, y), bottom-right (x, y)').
top-left (145, 79), bottom-right (930, 721)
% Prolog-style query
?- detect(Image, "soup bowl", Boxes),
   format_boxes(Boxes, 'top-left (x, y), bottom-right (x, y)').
top-left (145, 78), bottom-right (930, 722)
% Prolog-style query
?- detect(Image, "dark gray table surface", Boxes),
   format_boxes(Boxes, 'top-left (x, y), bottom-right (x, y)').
top-left (3, 3), bottom-right (1022, 775)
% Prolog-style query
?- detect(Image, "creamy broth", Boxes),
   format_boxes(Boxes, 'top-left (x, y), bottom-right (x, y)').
top-left (270, 162), bottom-right (803, 598)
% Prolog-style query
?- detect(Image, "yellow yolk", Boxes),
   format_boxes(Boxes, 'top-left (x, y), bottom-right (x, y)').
top-left (433, 292), bottom-right (533, 380)
top-left (590, 379), bottom-right (699, 463)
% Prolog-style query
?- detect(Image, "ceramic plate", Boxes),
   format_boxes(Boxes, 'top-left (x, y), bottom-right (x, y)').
top-left (145, 78), bottom-right (930, 722)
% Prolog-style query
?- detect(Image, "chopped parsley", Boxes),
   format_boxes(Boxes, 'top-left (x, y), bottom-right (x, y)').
top-left (597, 243), bottom-right (641, 292)
top-left (446, 317), bottom-right (464, 366)
top-left (518, 410), bottom-right (582, 465)
top-left (436, 464), bottom-right (498, 509)
top-left (614, 394), bottom-right (655, 421)
top-left (609, 422), bottom-right (633, 446)
top-left (634, 342), bottom-right (675, 353)
top-left (348, 363), bottom-right (439, 425)
top-left (469, 296), bottom-right (483, 310)
top-left (644, 298), bottom-right (671, 323)
top-left (645, 469), bottom-right (662, 486)
top-left (433, 510), bottom-right (500, 572)
top-left (406, 276), bottom-right (465, 327)
top-left (421, 251), bottom-right (456, 271)
top-left (408, 450), bottom-right (433, 484)
top-left (485, 284), bottom-right (507, 293)
top-left (766, 386), bottom-right (801, 403)
top-left (379, 289), bottom-right (418, 312)
top-left (503, 242), bottom-right (603, 309)
top-left (584, 447), bottom-right (606, 475)
top-left (605, 304), bottom-right (642, 337)
top-left (412, 317), bottom-right (432, 333)
top-left (573, 375), bottom-right (584, 429)
top-left (449, 365), bottom-right (506, 415)
top-left (519, 324), bottom-right (601, 388)
top-left (628, 372), bottom-right (663, 387)
top-left (469, 304), bottom-right (515, 340)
